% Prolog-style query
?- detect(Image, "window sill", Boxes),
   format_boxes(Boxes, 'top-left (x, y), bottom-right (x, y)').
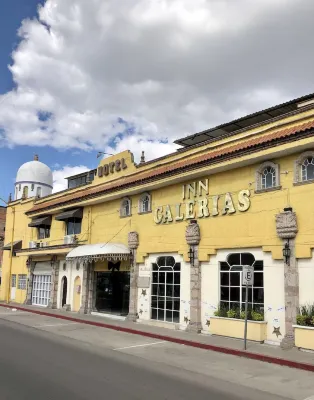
top-left (293, 179), bottom-right (314, 187)
top-left (138, 210), bottom-right (152, 215)
top-left (120, 214), bottom-right (132, 219)
top-left (255, 185), bottom-right (281, 194)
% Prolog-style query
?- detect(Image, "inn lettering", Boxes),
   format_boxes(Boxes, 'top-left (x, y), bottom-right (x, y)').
top-left (154, 179), bottom-right (251, 224)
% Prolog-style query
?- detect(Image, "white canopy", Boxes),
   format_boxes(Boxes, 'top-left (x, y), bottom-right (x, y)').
top-left (66, 243), bottom-right (130, 263)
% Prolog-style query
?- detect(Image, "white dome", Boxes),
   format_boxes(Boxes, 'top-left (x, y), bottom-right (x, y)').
top-left (16, 160), bottom-right (53, 188)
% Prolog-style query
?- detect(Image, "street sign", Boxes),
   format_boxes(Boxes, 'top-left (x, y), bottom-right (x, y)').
top-left (242, 265), bottom-right (254, 286)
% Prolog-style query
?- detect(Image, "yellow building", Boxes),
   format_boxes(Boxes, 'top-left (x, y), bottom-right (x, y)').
top-left (2, 93), bottom-right (314, 349)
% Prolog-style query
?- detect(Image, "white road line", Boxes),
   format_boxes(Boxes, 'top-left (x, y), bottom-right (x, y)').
top-left (114, 341), bottom-right (166, 351)
top-left (34, 323), bottom-right (79, 327)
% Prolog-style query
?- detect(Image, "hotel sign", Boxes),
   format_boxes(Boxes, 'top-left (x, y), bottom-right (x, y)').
top-left (98, 158), bottom-right (127, 177)
top-left (154, 179), bottom-right (251, 224)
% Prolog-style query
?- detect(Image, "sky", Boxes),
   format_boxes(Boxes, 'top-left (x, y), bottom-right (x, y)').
top-left (0, 0), bottom-right (313, 203)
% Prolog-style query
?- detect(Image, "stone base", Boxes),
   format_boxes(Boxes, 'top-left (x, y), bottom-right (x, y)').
top-left (186, 322), bottom-right (202, 334)
top-left (280, 335), bottom-right (295, 350)
top-left (126, 313), bottom-right (138, 322)
top-left (63, 304), bottom-right (71, 312)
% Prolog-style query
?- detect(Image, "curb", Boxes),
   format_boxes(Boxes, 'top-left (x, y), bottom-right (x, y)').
top-left (1, 303), bottom-right (314, 373)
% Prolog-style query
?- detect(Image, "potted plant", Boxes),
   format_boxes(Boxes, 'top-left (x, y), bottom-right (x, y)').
top-left (210, 305), bottom-right (267, 343)
top-left (294, 304), bottom-right (314, 351)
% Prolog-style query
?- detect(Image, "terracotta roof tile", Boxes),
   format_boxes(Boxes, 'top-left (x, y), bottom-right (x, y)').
top-left (28, 120), bottom-right (314, 214)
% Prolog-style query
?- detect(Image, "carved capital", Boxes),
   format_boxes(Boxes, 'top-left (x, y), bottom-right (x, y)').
top-left (128, 231), bottom-right (139, 249)
top-left (185, 220), bottom-right (200, 246)
top-left (276, 211), bottom-right (298, 239)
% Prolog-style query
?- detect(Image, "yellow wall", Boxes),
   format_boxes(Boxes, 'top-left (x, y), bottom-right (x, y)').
top-left (3, 107), bottom-right (314, 304)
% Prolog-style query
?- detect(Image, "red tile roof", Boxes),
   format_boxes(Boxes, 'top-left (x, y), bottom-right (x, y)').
top-left (27, 120), bottom-right (314, 214)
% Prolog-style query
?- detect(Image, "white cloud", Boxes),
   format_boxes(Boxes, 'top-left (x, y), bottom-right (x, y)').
top-left (0, 0), bottom-right (313, 162)
top-left (52, 164), bottom-right (89, 193)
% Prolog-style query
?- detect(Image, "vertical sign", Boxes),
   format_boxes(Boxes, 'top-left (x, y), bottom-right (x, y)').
top-left (242, 265), bottom-right (254, 350)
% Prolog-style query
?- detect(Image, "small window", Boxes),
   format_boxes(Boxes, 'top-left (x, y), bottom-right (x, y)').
top-left (18, 274), bottom-right (27, 290)
top-left (38, 225), bottom-right (50, 239)
top-left (301, 156), bottom-right (314, 182)
top-left (19, 184), bottom-right (21, 192)
top-left (66, 218), bottom-right (82, 235)
top-left (261, 166), bottom-right (276, 189)
top-left (31, 184), bottom-right (35, 191)
top-left (256, 161), bottom-right (279, 191)
top-left (11, 275), bottom-right (17, 288)
top-left (120, 198), bottom-right (131, 217)
top-left (22, 186), bottom-right (29, 198)
top-left (37, 187), bottom-right (42, 198)
top-left (139, 193), bottom-right (151, 213)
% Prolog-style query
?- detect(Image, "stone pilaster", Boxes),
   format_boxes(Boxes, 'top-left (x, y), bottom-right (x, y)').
top-left (276, 208), bottom-right (298, 350)
top-left (185, 220), bottom-right (202, 333)
top-left (126, 232), bottom-right (139, 322)
top-left (24, 259), bottom-right (35, 305)
top-left (48, 258), bottom-right (59, 309)
top-left (79, 262), bottom-right (90, 314)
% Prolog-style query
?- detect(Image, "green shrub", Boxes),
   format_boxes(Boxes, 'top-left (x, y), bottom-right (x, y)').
top-left (227, 309), bottom-right (237, 318)
top-left (251, 310), bottom-right (264, 321)
top-left (214, 304), bottom-right (228, 317)
top-left (297, 304), bottom-right (314, 326)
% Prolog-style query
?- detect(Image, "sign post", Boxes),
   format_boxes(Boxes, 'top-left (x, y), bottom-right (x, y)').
top-left (242, 265), bottom-right (254, 350)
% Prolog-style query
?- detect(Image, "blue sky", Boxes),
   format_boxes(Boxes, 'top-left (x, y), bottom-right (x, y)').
top-left (0, 0), bottom-right (97, 203)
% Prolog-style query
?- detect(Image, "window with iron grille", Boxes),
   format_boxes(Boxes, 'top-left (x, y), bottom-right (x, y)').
top-left (18, 274), bottom-right (27, 290)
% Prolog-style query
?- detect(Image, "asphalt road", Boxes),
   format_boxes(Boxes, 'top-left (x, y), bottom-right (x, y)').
top-left (0, 318), bottom-right (292, 400)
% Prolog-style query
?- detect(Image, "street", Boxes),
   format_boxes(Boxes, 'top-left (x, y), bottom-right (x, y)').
top-left (0, 310), bottom-right (313, 399)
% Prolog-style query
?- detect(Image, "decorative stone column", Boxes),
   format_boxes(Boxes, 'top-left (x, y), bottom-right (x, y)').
top-left (126, 232), bottom-right (139, 322)
top-left (185, 220), bottom-right (202, 333)
top-left (79, 261), bottom-right (90, 314)
top-left (276, 207), bottom-right (298, 350)
top-left (24, 259), bottom-right (36, 305)
top-left (48, 257), bottom-right (59, 309)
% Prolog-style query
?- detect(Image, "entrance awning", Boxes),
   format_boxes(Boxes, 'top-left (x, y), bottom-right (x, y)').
top-left (55, 208), bottom-right (83, 221)
top-left (3, 240), bottom-right (22, 251)
top-left (66, 243), bottom-right (130, 263)
top-left (28, 216), bottom-right (52, 227)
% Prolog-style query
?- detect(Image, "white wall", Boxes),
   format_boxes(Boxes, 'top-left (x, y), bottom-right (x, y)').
top-left (57, 260), bottom-right (83, 310)
top-left (14, 182), bottom-right (52, 200)
top-left (298, 252), bottom-right (314, 306)
top-left (137, 252), bottom-right (190, 330)
top-left (201, 248), bottom-right (285, 344)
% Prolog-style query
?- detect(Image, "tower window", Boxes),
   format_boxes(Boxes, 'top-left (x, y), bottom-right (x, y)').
top-left (36, 187), bottom-right (42, 198)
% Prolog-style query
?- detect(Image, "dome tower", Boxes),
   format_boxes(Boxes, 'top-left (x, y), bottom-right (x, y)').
top-left (14, 155), bottom-right (53, 200)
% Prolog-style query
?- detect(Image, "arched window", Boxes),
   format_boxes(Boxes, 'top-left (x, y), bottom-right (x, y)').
top-left (294, 151), bottom-right (314, 183)
top-left (255, 161), bottom-right (279, 191)
top-left (120, 197), bottom-right (131, 217)
top-left (220, 252), bottom-right (264, 311)
top-left (36, 187), bottom-right (42, 198)
top-left (138, 193), bottom-right (151, 213)
top-left (22, 186), bottom-right (29, 198)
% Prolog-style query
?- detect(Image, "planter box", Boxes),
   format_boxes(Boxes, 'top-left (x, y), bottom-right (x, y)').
top-left (210, 316), bottom-right (267, 342)
top-left (293, 325), bottom-right (314, 351)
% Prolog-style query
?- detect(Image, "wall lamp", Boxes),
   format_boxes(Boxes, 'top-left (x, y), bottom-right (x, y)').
top-left (26, 257), bottom-right (32, 268)
top-left (97, 151), bottom-right (114, 159)
top-left (282, 240), bottom-right (291, 266)
top-left (50, 255), bottom-right (58, 266)
top-left (188, 247), bottom-right (195, 267)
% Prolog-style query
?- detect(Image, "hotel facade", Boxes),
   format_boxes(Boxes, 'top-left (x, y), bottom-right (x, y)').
top-left (2, 93), bottom-right (314, 349)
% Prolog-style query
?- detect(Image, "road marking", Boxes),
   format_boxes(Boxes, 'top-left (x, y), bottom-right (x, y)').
top-left (114, 341), bottom-right (166, 351)
top-left (34, 323), bottom-right (79, 327)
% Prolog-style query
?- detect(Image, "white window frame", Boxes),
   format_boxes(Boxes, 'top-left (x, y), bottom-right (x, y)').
top-left (18, 274), bottom-right (27, 290)
top-left (138, 192), bottom-right (151, 214)
top-left (32, 275), bottom-right (51, 307)
top-left (219, 252), bottom-right (264, 311)
top-left (120, 197), bottom-right (131, 217)
top-left (294, 151), bottom-right (314, 184)
top-left (255, 161), bottom-right (280, 191)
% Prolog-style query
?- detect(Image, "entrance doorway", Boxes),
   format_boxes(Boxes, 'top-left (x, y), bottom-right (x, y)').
top-left (61, 276), bottom-right (68, 307)
top-left (95, 271), bottom-right (130, 316)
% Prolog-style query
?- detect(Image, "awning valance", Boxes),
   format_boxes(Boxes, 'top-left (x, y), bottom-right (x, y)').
top-left (66, 243), bottom-right (130, 263)
top-left (28, 216), bottom-right (52, 227)
top-left (55, 208), bottom-right (83, 221)
top-left (3, 240), bottom-right (22, 251)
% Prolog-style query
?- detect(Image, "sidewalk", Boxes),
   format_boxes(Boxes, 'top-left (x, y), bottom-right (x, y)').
top-left (1, 302), bottom-right (314, 372)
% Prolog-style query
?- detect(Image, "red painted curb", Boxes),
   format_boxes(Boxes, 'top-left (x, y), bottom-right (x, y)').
top-left (1, 303), bottom-right (314, 372)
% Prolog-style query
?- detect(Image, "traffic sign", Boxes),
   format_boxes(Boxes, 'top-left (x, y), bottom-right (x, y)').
top-left (242, 265), bottom-right (254, 285)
